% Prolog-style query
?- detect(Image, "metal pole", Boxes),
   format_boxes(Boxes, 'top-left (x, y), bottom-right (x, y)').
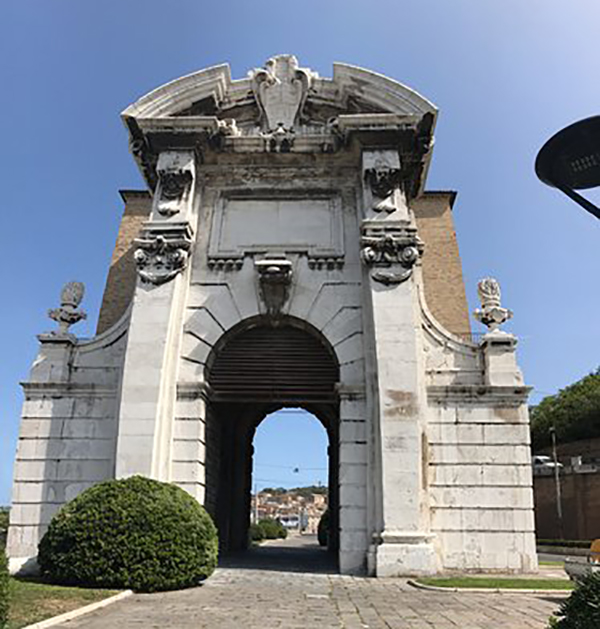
top-left (254, 482), bottom-right (259, 524)
top-left (550, 426), bottom-right (564, 539)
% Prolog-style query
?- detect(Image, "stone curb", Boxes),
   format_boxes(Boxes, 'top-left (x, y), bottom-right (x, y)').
top-left (22, 590), bottom-right (133, 629)
top-left (407, 579), bottom-right (572, 597)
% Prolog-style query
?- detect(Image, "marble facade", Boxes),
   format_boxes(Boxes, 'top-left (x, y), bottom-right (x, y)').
top-left (7, 56), bottom-right (537, 577)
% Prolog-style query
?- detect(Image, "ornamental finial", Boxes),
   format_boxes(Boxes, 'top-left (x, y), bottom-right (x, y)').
top-left (48, 281), bottom-right (87, 335)
top-left (473, 277), bottom-right (513, 332)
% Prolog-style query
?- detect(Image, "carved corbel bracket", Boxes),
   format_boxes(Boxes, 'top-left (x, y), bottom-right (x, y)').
top-left (155, 152), bottom-right (195, 217)
top-left (209, 118), bottom-right (241, 151)
top-left (360, 222), bottom-right (423, 286)
top-left (134, 223), bottom-right (193, 285)
top-left (262, 124), bottom-right (295, 153)
top-left (362, 150), bottom-right (403, 214)
top-left (255, 257), bottom-right (293, 316)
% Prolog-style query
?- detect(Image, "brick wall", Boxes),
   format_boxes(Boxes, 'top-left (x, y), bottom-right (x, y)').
top-left (96, 191), bottom-right (151, 334)
top-left (534, 470), bottom-right (600, 540)
top-left (413, 191), bottom-right (471, 339)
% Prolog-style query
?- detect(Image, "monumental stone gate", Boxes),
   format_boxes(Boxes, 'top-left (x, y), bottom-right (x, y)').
top-left (8, 56), bottom-right (537, 576)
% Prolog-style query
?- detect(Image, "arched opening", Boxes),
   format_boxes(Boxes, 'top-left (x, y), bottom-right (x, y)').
top-left (205, 317), bottom-right (340, 564)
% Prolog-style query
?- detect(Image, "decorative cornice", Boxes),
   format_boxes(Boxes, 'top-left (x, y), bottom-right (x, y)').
top-left (207, 257), bottom-right (244, 272)
top-left (20, 382), bottom-right (117, 398)
top-left (307, 256), bottom-right (344, 270)
top-left (427, 384), bottom-right (532, 407)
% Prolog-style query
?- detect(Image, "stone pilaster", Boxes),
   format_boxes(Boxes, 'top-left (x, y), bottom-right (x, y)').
top-left (115, 149), bottom-right (196, 480)
top-left (361, 149), bottom-right (437, 576)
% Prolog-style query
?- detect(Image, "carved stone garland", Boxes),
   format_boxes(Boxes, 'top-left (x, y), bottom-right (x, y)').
top-left (361, 223), bottom-right (423, 285)
top-left (134, 226), bottom-right (193, 285)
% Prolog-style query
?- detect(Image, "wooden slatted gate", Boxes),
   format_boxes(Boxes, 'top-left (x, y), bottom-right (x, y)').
top-left (207, 324), bottom-right (339, 403)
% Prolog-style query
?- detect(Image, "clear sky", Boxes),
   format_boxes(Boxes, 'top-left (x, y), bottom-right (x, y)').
top-left (253, 411), bottom-right (328, 492)
top-left (2, 0), bottom-right (600, 503)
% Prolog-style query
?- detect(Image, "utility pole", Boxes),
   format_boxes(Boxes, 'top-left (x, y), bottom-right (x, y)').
top-left (549, 426), bottom-right (564, 540)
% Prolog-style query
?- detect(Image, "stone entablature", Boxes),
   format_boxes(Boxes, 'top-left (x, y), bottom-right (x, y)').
top-left (8, 56), bottom-right (536, 578)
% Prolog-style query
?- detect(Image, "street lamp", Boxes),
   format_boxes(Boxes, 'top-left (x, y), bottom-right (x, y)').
top-left (535, 116), bottom-right (600, 220)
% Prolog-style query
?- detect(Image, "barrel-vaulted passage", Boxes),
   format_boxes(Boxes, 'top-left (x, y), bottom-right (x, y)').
top-left (207, 321), bottom-right (339, 404)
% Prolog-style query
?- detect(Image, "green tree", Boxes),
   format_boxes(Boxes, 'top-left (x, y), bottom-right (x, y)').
top-left (530, 368), bottom-right (600, 451)
top-left (0, 548), bottom-right (8, 629)
top-left (549, 572), bottom-right (600, 628)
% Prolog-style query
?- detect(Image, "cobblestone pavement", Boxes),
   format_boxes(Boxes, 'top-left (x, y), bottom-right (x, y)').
top-left (57, 537), bottom-right (561, 629)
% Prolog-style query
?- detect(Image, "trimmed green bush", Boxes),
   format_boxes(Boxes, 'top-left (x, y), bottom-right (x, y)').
top-left (257, 518), bottom-right (287, 540)
top-left (38, 476), bottom-right (218, 593)
top-left (0, 509), bottom-right (8, 550)
top-left (249, 523), bottom-right (264, 543)
top-left (317, 509), bottom-right (329, 547)
top-left (538, 539), bottom-right (591, 549)
top-left (0, 548), bottom-right (8, 629)
top-left (549, 572), bottom-right (600, 628)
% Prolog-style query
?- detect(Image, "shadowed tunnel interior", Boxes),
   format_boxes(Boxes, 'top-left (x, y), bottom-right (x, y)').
top-left (205, 317), bottom-right (340, 565)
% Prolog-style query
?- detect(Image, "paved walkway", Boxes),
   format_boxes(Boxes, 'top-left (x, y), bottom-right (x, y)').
top-left (57, 537), bottom-right (561, 629)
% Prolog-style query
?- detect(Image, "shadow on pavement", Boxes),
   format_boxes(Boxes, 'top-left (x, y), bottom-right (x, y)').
top-left (219, 535), bottom-right (338, 575)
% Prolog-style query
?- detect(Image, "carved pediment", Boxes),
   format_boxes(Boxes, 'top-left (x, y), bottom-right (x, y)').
top-left (154, 55), bottom-right (433, 133)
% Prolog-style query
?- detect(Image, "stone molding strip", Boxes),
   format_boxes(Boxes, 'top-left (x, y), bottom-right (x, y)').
top-left (427, 385), bottom-right (532, 407)
top-left (22, 590), bottom-right (133, 629)
top-left (20, 383), bottom-right (117, 398)
top-left (177, 381), bottom-right (212, 400)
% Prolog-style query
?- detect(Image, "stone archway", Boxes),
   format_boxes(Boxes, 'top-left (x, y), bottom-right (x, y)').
top-left (205, 317), bottom-right (340, 557)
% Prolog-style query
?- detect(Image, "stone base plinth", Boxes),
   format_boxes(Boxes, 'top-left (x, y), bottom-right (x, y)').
top-left (369, 532), bottom-right (438, 577)
top-left (9, 556), bottom-right (39, 577)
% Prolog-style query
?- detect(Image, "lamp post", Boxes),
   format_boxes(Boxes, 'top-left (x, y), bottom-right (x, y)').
top-left (536, 118), bottom-right (600, 541)
top-left (535, 116), bottom-right (600, 219)
top-left (549, 426), bottom-right (564, 540)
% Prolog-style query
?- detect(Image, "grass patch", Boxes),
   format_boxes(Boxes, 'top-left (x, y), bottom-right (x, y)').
top-left (540, 560), bottom-right (564, 566)
top-left (8, 577), bottom-right (119, 629)
top-left (417, 577), bottom-right (574, 590)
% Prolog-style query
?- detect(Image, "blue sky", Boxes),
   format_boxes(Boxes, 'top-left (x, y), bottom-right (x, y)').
top-left (2, 1), bottom-right (600, 502)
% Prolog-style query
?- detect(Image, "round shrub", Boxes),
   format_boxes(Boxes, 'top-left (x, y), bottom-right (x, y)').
top-left (317, 509), bottom-right (329, 547)
top-left (257, 518), bottom-right (287, 540)
top-left (249, 523), bottom-right (264, 543)
top-left (38, 476), bottom-right (218, 592)
top-left (550, 572), bottom-right (600, 628)
top-left (0, 548), bottom-right (8, 629)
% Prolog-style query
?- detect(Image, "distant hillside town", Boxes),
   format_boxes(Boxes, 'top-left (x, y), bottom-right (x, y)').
top-left (251, 486), bottom-right (328, 534)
